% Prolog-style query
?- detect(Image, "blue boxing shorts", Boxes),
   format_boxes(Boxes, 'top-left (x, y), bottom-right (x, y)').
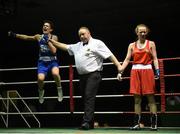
top-left (37, 60), bottom-right (59, 75)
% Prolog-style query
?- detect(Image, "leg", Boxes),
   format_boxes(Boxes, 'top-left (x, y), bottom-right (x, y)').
top-left (130, 94), bottom-right (142, 130)
top-left (147, 94), bottom-right (157, 114)
top-left (147, 94), bottom-right (157, 130)
top-left (52, 66), bottom-right (63, 102)
top-left (134, 94), bottom-right (142, 115)
top-left (80, 72), bottom-right (101, 130)
top-left (38, 73), bottom-right (45, 104)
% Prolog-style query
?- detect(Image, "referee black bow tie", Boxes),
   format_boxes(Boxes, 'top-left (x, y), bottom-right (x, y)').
top-left (83, 42), bottom-right (88, 46)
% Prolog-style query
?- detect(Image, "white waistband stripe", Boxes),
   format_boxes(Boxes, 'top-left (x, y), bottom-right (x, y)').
top-left (132, 64), bottom-right (152, 69)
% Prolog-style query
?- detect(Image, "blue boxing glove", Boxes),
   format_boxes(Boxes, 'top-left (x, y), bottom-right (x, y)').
top-left (42, 34), bottom-right (49, 43)
top-left (155, 69), bottom-right (160, 79)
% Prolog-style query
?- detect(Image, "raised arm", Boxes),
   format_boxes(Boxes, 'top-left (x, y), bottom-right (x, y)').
top-left (48, 39), bottom-right (69, 51)
top-left (16, 34), bottom-right (40, 41)
top-left (8, 31), bottom-right (40, 41)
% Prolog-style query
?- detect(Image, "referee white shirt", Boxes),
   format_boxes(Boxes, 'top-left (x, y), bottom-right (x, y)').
top-left (67, 37), bottom-right (113, 75)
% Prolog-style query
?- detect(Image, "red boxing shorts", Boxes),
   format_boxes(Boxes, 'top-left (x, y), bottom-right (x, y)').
top-left (130, 64), bottom-right (156, 95)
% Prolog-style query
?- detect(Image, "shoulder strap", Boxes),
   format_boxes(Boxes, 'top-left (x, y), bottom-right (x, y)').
top-left (146, 40), bottom-right (150, 49)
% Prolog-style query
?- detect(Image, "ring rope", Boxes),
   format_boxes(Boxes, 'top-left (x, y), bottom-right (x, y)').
top-left (164, 74), bottom-right (180, 77)
top-left (0, 57), bottom-right (179, 127)
top-left (1, 111), bottom-right (180, 115)
top-left (0, 57), bottom-right (179, 72)
top-left (159, 57), bottom-right (180, 61)
top-left (1, 93), bottom-right (180, 100)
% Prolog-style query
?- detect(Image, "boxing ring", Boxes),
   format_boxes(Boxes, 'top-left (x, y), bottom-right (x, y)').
top-left (0, 57), bottom-right (180, 133)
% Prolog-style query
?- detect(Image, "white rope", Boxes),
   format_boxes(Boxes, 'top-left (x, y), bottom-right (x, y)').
top-left (0, 62), bottom-right (119, 72)
top-left (0, 65), bottom-right (74, 72)
top-left (0, 77), bottom-right (120, 85)
top-left (2, 80), bottom-right (73, 85)
top-left (1, 111), bottom-right (125, 115)
top-left (2, 93), bottom-right (174, 100)
top-left (0, 94), bottom-right (130, 100)
top-left (0, 62), bottom-right (120, 86)
top-left (1, 111), bottom-right (180, 115)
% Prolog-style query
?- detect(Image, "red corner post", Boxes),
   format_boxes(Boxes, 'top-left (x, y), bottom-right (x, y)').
top-left (159, 59), bottom-right (166, 113)
top-left (69, 65), bottom-right (74, 113)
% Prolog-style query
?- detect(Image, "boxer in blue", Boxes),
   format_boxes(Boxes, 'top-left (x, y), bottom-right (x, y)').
top-left (8, 20), bottom-right (63, 104)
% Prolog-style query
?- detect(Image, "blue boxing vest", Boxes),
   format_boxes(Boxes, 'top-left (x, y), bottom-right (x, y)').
top-left (38, 34), bottom-right (57, 61)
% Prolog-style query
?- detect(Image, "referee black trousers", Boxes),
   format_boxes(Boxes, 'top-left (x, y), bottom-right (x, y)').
top-left (79, 71), bottom-right (101, 124)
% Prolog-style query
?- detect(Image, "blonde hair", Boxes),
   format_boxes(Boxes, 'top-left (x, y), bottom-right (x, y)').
top-left (135, 24), bottom-right (150, 34)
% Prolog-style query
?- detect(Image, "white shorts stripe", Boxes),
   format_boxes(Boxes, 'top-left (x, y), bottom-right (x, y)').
top-left (132, 64), bottom-right (152, 69)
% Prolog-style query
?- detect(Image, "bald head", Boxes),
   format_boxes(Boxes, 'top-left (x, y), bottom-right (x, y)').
top-left (78, 27), bottom-right (91, 43)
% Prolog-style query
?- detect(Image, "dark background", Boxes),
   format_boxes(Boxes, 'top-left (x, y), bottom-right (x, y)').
top-left (0, 0), bottom-right (180, 128)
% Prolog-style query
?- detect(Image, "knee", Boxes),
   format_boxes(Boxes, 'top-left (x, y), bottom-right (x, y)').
top-left (135, 99), bottom-right (141, 105)
top-left (147, 96), bottom-right (156, 104)
top-left (134, 97), bottom-right (142, 104)
top-left (52, 67), bottom-right (59, 76)
top-left (38, 75), bottom-right (45, 82)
